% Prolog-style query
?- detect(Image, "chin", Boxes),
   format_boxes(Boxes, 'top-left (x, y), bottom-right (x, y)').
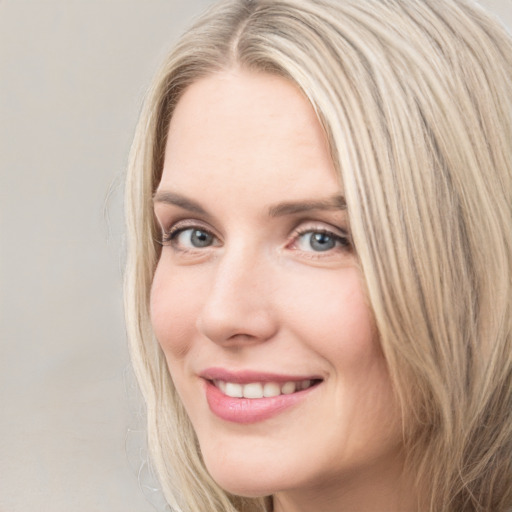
top-left (201, 452), bottom-right (288, 498)
top-left (208, 472), bottom-right (275, 498)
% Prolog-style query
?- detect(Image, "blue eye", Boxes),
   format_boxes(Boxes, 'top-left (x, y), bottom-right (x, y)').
top-left (295, 230), bottom-right (348, 252)
top-left (167, 227), bottom-right (215, 249)
top-left (309, 232), bottom-right (336, 251)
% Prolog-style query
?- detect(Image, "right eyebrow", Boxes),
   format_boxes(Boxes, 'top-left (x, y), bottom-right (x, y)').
top-left (268, 195), bottom-right (346, 217)
top-left (152, 191), bottom-right (207, 215)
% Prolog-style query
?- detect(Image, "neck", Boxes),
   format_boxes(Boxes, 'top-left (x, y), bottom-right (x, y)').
top-left (271, 456), bottom-right (418, 512)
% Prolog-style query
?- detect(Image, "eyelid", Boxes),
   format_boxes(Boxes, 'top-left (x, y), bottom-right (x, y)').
top-left (160, 219), bottom-right (219, 246)
top-left (290, 220), bottom-right (350, 239)
top-left (156, 217), bottom-right (351, 255)
top-left (287, 222), bottom-right (352, 254)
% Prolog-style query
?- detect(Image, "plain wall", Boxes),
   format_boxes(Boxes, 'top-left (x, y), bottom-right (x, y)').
top-left (1, 1), bottom-right (510, 511)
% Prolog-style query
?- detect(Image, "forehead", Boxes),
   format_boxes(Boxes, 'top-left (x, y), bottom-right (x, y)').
top-left (159, 69), bottom-right (340, 205)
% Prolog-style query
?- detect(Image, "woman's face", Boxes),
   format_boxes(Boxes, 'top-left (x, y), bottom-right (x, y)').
top-left (151, 70), bottom-right (404, 507)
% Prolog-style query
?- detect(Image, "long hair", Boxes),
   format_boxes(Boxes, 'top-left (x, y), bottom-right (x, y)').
top-left (125, 1), bottom-right (512, 510)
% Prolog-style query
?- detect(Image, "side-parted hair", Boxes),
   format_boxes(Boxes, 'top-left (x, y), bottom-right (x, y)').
top-left (125, 1), bottom-right (512, 510)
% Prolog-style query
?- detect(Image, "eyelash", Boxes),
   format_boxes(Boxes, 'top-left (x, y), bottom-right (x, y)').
top-left (290, 227), bottom-right (351, 253)
top-left (160, 221), bottom-right (211, 245)
top-left (159, 222), bottom-right (351, 255)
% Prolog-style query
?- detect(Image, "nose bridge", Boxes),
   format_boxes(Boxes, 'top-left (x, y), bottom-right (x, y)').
top-left (196, 241), bottom-right (277, 345)
top-left (215, 244), bottom-right (254, 294)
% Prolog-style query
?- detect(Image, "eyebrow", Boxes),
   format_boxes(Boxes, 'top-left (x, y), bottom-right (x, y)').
top-left (153, 191), bottom-right (207, 215)
top-left (267, 195), bottom-right (347, 216)
top-left (153, 191), bottom-right (346, 216)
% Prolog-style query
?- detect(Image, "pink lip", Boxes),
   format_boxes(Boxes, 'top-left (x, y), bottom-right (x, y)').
top-left (200, 367), bottom-right (322, 424)
top-left (200, 367), bottom-right (320, 384)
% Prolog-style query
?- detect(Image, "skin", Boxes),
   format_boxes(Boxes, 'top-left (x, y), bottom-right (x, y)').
top-left (151, 69), bottom-right (413, 512)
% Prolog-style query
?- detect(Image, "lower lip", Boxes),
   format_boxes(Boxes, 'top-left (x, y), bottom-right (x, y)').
top-left (204, 381), bottom-right (318, 424)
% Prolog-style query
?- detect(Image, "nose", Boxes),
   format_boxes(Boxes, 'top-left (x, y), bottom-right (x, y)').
top-left (196, 246), bottom-right (278, 347)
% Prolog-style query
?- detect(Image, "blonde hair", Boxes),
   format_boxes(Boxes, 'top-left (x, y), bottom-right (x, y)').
top-left (125, 1), bottom-right (512, 510)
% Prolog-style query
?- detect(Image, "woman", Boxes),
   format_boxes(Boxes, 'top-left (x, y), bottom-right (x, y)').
top-left (125, 0), bottom-right (512, 510)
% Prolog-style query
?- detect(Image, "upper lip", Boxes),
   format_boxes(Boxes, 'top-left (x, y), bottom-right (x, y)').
top-left (200, 367), bottom-right (323, 384)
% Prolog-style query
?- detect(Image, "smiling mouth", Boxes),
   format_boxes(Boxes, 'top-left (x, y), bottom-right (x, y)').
top-left (204, 373), bottom-right (323, 423)
top-left (212, 379), bottom-right (322, 399)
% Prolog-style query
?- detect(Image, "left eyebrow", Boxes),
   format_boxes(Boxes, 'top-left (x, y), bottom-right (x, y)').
top-left (268, 195), bottom-right (347, 217)
top-left (152, 191), bottom-right (208, 215)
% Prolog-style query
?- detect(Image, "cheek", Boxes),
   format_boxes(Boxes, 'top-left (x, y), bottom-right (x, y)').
top-left (150, 259), bottom-right (200, 360)
top-left (281, 266), bottom-right (396, 424)
top-left (282, 266), bottom-right (378, 366)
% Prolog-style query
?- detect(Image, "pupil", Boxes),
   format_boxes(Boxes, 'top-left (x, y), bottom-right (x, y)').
top-left (191, 230), bottom-right (211, 247)
top-left (311, 232), bottom-right (334, 251)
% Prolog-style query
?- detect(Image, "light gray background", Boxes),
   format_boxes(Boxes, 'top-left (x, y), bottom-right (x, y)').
top-left (0, 1), bottom-right (510, 511)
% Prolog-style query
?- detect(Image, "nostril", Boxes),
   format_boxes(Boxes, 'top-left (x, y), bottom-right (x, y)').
top-left (196, 301), bottom-right (278, 347)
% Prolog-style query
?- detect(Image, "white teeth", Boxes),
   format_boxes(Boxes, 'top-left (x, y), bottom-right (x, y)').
top-left (225, 382), bottom-right (243, 398)
top-left (215, 379), bottom-right (315, 398)
top-left (243, 383), bottom-right (264, 399)
top-left (281, 381), bottom-right (296, 394)
top-left (263, 382), bottom-right (281, 397)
